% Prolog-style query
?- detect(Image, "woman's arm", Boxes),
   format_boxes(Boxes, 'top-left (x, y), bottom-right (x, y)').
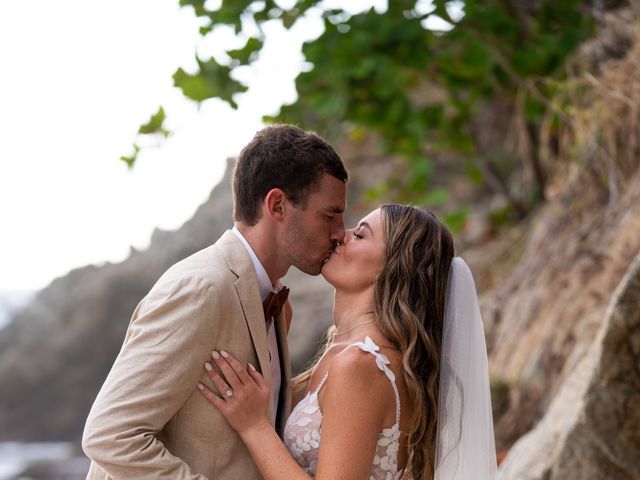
top-left (199, 348), bottom-right (391, 480)
top-left (313, 348), bottom-right (391, 479)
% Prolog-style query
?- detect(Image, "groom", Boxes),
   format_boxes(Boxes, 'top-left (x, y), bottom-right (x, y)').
top-left (82, 124), bottom-right (348, 479)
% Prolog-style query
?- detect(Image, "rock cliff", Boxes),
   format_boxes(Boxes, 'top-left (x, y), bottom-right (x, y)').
top-left (497, 252), bottom-right (640, 479)
top-left (0, 158), bottom-right (234, 441)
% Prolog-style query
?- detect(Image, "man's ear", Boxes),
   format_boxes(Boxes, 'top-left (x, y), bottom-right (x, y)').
top-left (264, 188), bottom-right (287, 223)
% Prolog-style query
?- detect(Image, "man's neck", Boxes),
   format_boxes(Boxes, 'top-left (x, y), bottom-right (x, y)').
top-left (234, 222), bottom-right (288, 284)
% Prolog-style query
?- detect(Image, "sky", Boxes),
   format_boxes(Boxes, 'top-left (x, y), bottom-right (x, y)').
top-left (0, 0), bottom-right (319, 291)
top-left (0, 0), bottom-right (452, 292)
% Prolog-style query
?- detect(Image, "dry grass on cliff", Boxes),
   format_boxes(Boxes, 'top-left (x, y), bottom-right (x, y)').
top-left (546, 28), bottom-right (640, 203)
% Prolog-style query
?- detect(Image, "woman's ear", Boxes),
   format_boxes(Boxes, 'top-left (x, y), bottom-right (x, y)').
top-left (264, 188), bottom-right (287, 223)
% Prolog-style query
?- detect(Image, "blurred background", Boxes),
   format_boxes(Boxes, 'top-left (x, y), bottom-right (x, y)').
top-left (1, 1), bottom-right (639, 479)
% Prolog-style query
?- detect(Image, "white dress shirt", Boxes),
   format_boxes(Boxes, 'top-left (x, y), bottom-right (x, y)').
top-left (231, 226), bottom-right (282, 413)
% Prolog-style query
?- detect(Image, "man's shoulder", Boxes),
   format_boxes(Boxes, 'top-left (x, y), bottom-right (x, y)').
top-left (178, 230), bottom-right (244, 267)
top-left (155, 232), bottom-right (244, 291)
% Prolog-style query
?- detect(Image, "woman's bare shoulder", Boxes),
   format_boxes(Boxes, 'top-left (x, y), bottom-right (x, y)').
top-left (325, 343), bottom-right (394, 395)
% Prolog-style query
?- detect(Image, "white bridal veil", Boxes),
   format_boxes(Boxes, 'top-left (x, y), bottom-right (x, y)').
top-left (434, 257), bottom-right (497, 480)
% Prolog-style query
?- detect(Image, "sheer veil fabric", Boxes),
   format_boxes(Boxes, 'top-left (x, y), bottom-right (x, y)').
top-left (435, 257), bottom-right (497, 479)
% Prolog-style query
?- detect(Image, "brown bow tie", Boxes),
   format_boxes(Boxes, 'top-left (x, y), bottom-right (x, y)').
top-left (262, 287), bottom-right (289, 324)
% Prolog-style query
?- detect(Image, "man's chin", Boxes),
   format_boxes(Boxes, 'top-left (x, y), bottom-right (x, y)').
top-left (294, 253), bottom-right (333, 276)
top-left (296, 262), bottom-right (323, 276)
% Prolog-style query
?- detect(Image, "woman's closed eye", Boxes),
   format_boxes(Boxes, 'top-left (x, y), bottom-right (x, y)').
top-left (353, 230), bottom-right (364, 239)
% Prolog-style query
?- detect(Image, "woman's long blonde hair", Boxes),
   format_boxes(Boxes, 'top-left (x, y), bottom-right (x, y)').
top-left (375, 204), bottom-right (454, 479)
top-left (292, 204), bottom-right (454, 478)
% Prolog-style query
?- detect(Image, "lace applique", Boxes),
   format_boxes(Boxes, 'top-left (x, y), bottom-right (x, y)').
top-left (283, 373), bottom-right (327, 474)
top-left (283, 337), bottom-right (404, 479)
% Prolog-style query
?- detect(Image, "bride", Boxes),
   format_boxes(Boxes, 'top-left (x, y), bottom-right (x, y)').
top-left (198, 204), bottom-right (497, 479)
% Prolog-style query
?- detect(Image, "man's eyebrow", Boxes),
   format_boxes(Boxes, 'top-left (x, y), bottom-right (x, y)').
top-left (328, 206), bottom-right (345, 213)
top-left (358, 221), bottom-right (374, 234)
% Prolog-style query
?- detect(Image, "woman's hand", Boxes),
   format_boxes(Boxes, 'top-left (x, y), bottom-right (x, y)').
top-left (198, 350), bottom-right (271, 436)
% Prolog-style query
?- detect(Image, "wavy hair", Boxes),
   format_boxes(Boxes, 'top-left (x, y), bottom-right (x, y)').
top-left (375, 204), bottom-right (454, 479)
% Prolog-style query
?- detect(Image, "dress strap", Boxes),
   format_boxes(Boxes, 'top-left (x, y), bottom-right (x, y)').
top-left (348, 336), bottom-right (401, 426)
top-left (313, 371), bottom-right (330, 395)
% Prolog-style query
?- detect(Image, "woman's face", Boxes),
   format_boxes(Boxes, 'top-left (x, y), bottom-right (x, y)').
top-left (321, 208), bottom-right (386, 293)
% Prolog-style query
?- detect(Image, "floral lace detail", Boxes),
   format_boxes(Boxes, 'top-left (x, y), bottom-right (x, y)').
top-left (283, 336), bottom-right (403, 479)
top-left (283, 373), bottom-right (328, 474)
top-left (373, 423), bottom-right (402, 479)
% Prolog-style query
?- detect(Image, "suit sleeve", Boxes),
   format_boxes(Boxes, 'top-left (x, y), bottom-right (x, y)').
top-left (82, 273), bottom-right (221, 479)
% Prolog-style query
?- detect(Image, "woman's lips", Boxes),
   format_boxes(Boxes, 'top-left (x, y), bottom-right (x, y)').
top-left (322, 250), bottom-right (337, 264)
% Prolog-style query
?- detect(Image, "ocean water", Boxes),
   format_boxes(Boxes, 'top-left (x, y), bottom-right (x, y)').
top-left (0, 442), bottom-right (78, 480)
top-left (0, 293), bottom-right (90, 480)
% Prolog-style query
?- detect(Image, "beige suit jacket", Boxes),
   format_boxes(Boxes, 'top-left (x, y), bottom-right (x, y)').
top-left (82, 230), bottom-right (293, 479)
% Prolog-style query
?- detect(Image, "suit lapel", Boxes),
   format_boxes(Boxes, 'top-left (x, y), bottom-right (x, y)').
top-left (218, 231), bottom-right (274, 423)
top-left (274, 303), bottom-right (292, 433)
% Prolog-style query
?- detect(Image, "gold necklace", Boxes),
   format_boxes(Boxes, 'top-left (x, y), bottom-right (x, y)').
top-left (333, 319), bottom-right (376, 336)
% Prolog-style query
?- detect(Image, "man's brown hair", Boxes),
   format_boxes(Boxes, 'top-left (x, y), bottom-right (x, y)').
top-left (232, 124), bottom-right (348, 225)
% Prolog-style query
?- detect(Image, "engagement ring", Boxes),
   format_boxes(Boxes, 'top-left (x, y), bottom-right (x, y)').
top-left (225, 389), bottom-right (233, 398)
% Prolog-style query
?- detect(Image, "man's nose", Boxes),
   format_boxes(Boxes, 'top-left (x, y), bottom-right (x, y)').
top-left (331, 222), bottom-right (346, 247)
top-left (336, 228), bottom-right (352, 248)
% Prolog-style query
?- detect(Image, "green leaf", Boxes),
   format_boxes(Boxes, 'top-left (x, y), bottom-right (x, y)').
top-left (282, 11), bottom-right (297, 29)
top-left (173, 57), bottom-right (248, 108)
top-left (227, 37), bottom-right (263, 64)
top-left (120, 144), bottom-right (140, 169)
top-left (138, 106), bottom-right (169, 137)
top-left (199, 23), bottom-right (213, 36)
top-left (209, 0), bottom-right (253, 33)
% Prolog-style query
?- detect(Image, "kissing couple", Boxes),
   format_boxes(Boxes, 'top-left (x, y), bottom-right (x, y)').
top-left (82, 124), bottom-right (497, 479)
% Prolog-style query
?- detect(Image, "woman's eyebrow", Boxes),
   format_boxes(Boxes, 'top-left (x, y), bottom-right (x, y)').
top-left (357, 222), bottom-right (374, 235)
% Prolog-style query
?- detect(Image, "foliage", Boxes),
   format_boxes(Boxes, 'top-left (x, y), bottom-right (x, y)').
top-left (121, 106), bottom-right (169, 168)
top-left (139, 106), bottom-right (169, 137)
top-left (125, 0), bottom-right (594, 229)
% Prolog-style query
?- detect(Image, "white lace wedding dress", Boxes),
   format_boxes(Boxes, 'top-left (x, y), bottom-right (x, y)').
top-left (283, 337), bottom-right (404, 479)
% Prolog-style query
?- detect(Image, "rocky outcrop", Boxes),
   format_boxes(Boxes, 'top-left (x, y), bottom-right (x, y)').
top-left (0, 158), bottom-right (235, 441)
top-left (461, 171), bottom-right (640, 456)
top-left (497, 252), bottom-right (640, 480)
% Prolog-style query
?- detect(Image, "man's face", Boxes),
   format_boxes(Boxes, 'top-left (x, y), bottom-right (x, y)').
top-left (282, 173), bottom-right (347, 275)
